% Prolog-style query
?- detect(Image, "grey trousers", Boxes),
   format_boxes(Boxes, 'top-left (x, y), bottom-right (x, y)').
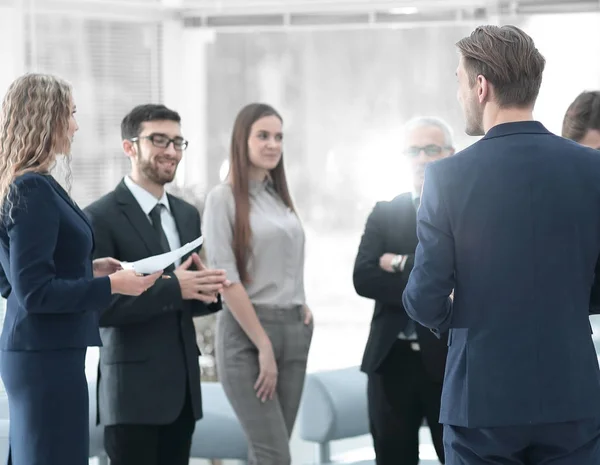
top-left (216, 305), bottom-right (313, 465)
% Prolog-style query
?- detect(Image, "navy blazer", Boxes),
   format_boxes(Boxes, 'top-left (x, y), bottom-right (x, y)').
top-left (0, 172), bottom-right (111, 350)
top-left (403, 121), bottom-right (600, 428)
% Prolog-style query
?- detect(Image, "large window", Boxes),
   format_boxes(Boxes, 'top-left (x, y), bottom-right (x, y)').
top-left (200, 13), bottom-right (600, 371)
top-left (25, 14), bottom-right (161, 207)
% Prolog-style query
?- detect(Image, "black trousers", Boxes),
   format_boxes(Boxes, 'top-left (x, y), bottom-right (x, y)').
top-left (104, 388), bottom-right (196, 465)
top-left (368, 339), bottom-right (445, 465)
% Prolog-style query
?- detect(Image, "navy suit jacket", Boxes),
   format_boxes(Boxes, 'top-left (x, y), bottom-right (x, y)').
top-left (0, 173), bottom-right (111, 350)
top-left (403, 121), bottom-right (600, 428)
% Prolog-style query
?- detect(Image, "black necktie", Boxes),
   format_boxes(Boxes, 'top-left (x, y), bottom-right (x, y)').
top-left (149, 203), bottom-right (171, 255)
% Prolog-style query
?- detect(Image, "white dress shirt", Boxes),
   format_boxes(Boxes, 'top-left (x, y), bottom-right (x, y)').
top-left (123, 176), bottom-right (182, 266)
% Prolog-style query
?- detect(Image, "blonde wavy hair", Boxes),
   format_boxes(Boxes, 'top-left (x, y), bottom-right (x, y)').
top-left (0, 73), bottom-right (73, 221)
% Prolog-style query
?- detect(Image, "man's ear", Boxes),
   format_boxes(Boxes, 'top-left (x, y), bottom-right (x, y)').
top-left (477, 75), bottom-right (489, 104)
top-left (122, 139), bottom-right (136, 159)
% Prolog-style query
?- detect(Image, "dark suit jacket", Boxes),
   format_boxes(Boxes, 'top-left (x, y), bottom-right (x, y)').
top-left (403, 121), bottom-right (600, 428)
top-left (353, 193), bottom-right (448, 383)
top-left (84, 179), bottom-right (221, 426)
top-left (0, 173), bottom-right (110, 350)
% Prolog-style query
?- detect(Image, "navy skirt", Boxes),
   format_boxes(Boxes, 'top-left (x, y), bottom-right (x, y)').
top-left (0, 349), bottom-right (88, 465)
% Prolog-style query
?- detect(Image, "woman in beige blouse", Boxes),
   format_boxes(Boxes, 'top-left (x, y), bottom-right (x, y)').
top-left (203, 103), bottom-right (313, 465)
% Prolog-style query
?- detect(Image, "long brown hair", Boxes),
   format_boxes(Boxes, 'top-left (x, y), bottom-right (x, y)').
top-left (228, 103), bottom-right (296, 283)
top-left (0, 73), bottom-right (73, 221)
top-left (562, 91), bottom-right (600, 142)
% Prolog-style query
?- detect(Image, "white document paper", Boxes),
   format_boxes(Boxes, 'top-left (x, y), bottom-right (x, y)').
top-left (120, 236), bottom-right (204, 274)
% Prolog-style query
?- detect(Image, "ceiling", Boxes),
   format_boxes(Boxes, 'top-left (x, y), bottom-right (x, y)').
top-left (180, 0), bottom-right (600, 14)
top-left (179, 0), bottom-right (600, 30)
top-left (3, 0), bottom-right (598, 26)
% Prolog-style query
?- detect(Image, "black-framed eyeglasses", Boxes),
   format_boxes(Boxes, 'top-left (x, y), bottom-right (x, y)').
top-left (404, 144), bottom-right (452, 158)
top-left (131, 133), bottom-right (189, 151)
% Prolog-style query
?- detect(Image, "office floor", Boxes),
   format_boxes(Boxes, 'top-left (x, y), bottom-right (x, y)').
top-left (185, 426), bottom-right (441, 464)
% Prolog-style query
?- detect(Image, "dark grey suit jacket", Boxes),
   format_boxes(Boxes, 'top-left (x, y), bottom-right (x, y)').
top-left (353, 193), bottom-right (448, 383)
top-left (84, 179), bottom-right (221, 426)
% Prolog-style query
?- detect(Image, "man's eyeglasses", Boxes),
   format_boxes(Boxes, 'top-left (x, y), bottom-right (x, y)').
top-left (404, 144), bottom-right (452, 158)
top-left (131, 133), bottom-right (189, 151)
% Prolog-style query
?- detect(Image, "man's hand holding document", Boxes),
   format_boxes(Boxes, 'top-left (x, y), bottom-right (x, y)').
top-left (120, 236), bottom-right (230, 303)
top-left (121, 236), bottom-right (204, 274)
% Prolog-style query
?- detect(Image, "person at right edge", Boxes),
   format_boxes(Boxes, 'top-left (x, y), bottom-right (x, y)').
top-left (203, 103), bottom-right (313, 465)
top-left (402, 25), bottom-right (600, 464)
top-left (562, 90), bottom-right (600, 150)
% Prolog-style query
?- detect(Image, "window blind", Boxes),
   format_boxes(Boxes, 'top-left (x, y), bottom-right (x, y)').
top-left (24, 12), bottom-right (161, 207)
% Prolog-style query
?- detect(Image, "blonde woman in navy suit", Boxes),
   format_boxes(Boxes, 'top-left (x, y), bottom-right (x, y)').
top-left (0, 73), bottom-right (161, 465)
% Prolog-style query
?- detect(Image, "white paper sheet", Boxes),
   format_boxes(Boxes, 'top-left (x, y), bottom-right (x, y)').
top-left (120, 236), bottom-right (204, 274)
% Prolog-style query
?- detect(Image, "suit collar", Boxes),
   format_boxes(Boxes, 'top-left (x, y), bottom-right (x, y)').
top-left (167, 193), bottom-right (195, 246)
top-left (45, 175), bottom-right (92, 231)
top-left (482, 121), bottom-right (550, 141)
top-left (115, 180), bottom-right (165, 257)
top-left (123, 176), bottom-right (170, 215)
top-left (114, 179), bottom-right (195, 258)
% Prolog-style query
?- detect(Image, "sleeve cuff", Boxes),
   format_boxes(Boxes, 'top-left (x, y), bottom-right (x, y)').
top-left (90, 276), bottom-right (112, 311)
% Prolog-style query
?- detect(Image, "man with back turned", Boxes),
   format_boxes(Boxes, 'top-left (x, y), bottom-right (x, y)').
top-left (403, 25), bottom-right (600, 464)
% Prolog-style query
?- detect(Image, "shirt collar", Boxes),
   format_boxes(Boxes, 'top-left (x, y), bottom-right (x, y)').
top-left (123, 176), bottom-right (170, 215)
top-left (249, 175), bottom-right (275, 195)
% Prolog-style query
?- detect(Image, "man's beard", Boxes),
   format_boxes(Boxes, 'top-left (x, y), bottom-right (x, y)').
top-left (138, 154), bottom-right (176, 186)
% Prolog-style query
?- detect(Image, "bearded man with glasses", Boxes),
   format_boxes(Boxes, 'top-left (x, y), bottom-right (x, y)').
top-left (353, 116), bottom-right (454, 465)
top-left (84, 104), bottom-right (228, 465)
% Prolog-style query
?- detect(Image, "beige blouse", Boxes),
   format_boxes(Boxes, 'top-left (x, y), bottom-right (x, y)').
top-left (202, 178), bottom-right (306, 307)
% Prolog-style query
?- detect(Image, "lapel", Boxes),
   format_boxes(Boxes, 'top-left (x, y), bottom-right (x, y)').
top-left (388, 194), bottom-right (418, 251)
top-left (167, 193), bottom-right (196, 262)
top-left (45, 175), bottom-right (93, 230)
top-left (114, 180), bottom-right (166, 257)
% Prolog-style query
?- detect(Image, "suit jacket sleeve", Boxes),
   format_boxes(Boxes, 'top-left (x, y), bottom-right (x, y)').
top-left (6, 176), bottom-right (111, 314)
top-left (590, 255), bottom-right (600, 314)
top-left (353, 201), bottom-right (413, 306)
top-left (0, 265), bottom-right (11, 299)
top-left (402, 165), bottom-right (454, 336)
